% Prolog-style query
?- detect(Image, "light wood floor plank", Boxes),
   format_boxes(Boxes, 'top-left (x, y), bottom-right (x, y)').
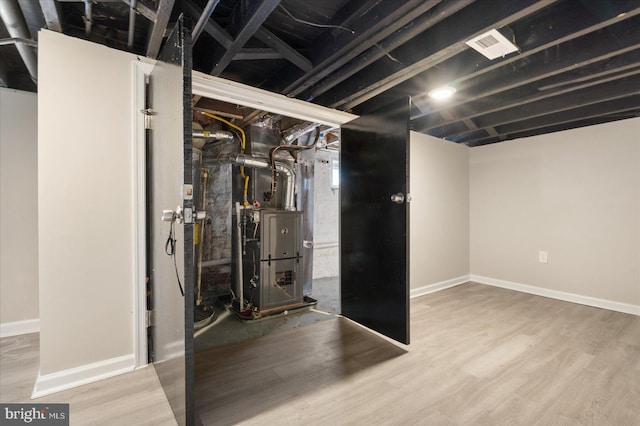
top-left (2, 282), bottom-right (638, 425)
top-left (195, 282), bottom-right (640, 425)
top-left (0, 333), bottom-right (176, 425)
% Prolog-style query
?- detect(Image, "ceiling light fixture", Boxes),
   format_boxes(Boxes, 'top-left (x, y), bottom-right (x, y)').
top-left (429, 86), bottom-right (456, 100)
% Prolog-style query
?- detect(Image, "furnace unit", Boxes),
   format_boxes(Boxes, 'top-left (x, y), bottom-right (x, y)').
top-left (241, 209), bottom-right (304, 313)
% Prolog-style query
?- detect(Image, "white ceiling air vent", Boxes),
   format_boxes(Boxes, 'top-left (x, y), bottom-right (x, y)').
top-left (465, 29), bottom-right (518, 60)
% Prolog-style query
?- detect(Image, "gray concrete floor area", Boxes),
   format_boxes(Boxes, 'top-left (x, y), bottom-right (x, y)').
top-left (194, 276), bottom-right (339, 352)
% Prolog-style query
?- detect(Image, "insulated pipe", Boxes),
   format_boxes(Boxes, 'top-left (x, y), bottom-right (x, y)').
top-left (230, 154), bottom-right (296, 211)
top-left (0, 37), bottom-right (37, 47)
top-left (193, 129), bottom-right (234, 141)
top-left (0, 0), bottom-right (37, 82)
top-left (127, 0), bottom-right (137, 49)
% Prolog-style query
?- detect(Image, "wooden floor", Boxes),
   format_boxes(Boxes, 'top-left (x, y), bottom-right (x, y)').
top-left (2, 283), bottom-right (639, 425)
top-left (195, 283), bottom-right (640, 425)
top-left (0, 333), bottom-right (176, 425)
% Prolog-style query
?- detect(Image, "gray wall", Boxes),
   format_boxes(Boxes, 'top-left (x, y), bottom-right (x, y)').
top-left (0, 88), bottom-right (39, 334)
top-left (409, 132), bottom-right (470, 291)
top-left (470, 118), bottom-right (640, 305)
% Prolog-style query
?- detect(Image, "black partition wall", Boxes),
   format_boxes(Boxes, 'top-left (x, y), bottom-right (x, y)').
top-left (340, 97), bottom-right (411, 345)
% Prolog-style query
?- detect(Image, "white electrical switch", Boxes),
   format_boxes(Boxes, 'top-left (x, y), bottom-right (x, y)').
top-left (539, 251), bottom-right (548, 263)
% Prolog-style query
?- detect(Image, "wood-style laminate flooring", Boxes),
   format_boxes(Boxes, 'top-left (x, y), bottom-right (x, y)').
top-left (2, 283), bottom-right (639, 425)
top-left (195, 283), bottom-right (640, 425)
top-left (0, 333), bottom-right (176, 425)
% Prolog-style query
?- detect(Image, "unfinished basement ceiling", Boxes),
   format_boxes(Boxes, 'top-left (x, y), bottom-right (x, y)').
top-left (2, 0), bottom-right (639, 146)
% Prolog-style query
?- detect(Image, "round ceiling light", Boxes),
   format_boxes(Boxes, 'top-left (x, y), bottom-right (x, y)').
top-left (428, 86), bottom-right (456, 100)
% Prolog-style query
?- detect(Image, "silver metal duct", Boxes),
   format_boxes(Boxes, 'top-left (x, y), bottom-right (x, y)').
top-left (230, 154), bottom-right (297, 211)
top-left (0, 0), bottom-right (37, 82)
top-left (282, 122), bottom-right (321, 144)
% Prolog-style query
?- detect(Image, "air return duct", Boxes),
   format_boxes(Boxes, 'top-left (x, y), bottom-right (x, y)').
top-left (466, 29), bottom-right (518, 60)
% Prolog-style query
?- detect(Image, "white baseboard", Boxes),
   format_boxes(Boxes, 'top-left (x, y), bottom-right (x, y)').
top-left (410, 275), bottom-right (470, 299)
top-left (0, 318), bottom-right (40, 338)
top-left (470, 275), bottom-right (640, 316)
top-left (32, 354), bottom-right (135, 399)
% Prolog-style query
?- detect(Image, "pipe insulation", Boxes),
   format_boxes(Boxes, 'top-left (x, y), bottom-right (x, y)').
top-left (0, 0), bottom-right (37, 82)
top-left (230, 154), bottom-right (297, 211)
top-left (193, 129), bottom-right (234, 141)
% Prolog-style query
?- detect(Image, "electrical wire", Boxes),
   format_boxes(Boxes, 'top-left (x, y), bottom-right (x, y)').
top-left (374, 43), bottom-right (401, 64)
top-left (199, 111), bottom-right (250, 207)
top-left (278, 4), bottom-right (354, 33)
top-left (278, 4), bottom-right (402, 64)
top-left (165, 221), bottom-right (184, 297)
top-left (278, 4), bottom-right (399, 63)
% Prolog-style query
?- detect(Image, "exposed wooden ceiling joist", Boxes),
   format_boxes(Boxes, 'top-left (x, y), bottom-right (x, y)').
top-left (267, 0), bottom-right (445, 97)
top-left (316, 0), bottom-right (558, 110)
top-left (37, 0), bottom-right (62, 32)
top-left (254, 27), bottom-right (311, 72)
top-left (466, 96), bottom-right (640, 145)
top-left (185, 0), bottom-right (231, 49)
top-left (433, 76), bottom-right (640, 140)
top-left (301, 0), bottom-right (474, 102)
top-left (210, 0), bottom-right (282, 76)
top-left (146, 0), bottom-right (173, 59)
top-left (6, 0), bottom-right (640, 145)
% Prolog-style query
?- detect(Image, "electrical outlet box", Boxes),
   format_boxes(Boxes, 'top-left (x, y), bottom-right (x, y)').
top-left (539, 251), bottom-right (548, 263)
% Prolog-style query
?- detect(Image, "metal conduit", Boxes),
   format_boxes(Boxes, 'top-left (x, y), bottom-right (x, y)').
top-left (127, 0), bottom-right (137, 49)
top-left (84, 0), bottom-right (92, 36)
top-left (192, 0), bottom-right (221, 43)
top-left (0, 0), bottom-right (37, 82)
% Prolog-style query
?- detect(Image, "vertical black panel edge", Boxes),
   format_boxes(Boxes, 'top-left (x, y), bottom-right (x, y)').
top-left (405, 96), bottom-right (411, 345)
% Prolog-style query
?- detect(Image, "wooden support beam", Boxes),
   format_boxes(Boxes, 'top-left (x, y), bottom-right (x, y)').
top-left (210, 0), bottom-right (281, 76)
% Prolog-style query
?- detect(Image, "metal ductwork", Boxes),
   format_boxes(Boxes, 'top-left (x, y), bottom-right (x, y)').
top-left (282, 122), bottom-right (321, 145)
top-left (0, 0), bottom-right (37, 83)
top-left (229, 154), bottom-right (296, 211)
